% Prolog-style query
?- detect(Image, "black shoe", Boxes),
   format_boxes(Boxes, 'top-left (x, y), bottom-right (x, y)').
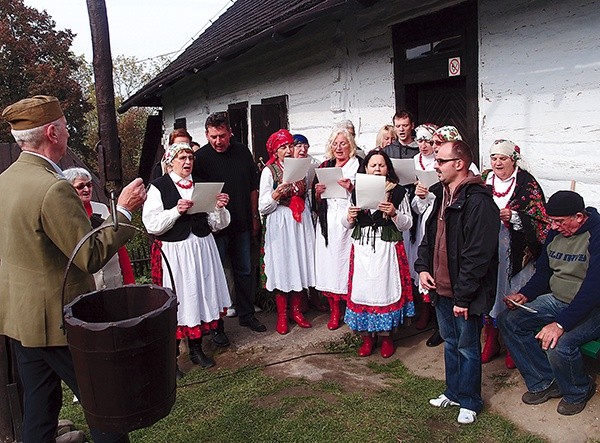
top-left (522, 381), bottom-right (561, 405)
top-left (212, 330), bottom-right (230, 347)
top-left (239, 316), bottom-right (267, 332)
top-left (426, 329), bottom-right (443, 347)
top-left (188, 339), bottom-right (215, 368)
top-left (556, 382), bottom-right (596, 415)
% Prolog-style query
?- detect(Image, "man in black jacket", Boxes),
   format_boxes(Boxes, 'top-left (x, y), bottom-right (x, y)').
top-left (415, 140), bottom-right (499, 425)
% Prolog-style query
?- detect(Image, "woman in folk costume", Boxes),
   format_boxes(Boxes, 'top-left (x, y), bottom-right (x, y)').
top-left (143, 142), bottom-right (231, 370)
top-left (410, 124), bottom-right (438, 331)
top-left (313, 128), bottom-right (362, 330)
top-left (481, 139), bottom-right (549, 367)
top-left (63, 167), bottom-right (135, 290)
top-left (259, 129), bottom-right (315, 334)
top-left (344, 149), bottom-right (414, 358)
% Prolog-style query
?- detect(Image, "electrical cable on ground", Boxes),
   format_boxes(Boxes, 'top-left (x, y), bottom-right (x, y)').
top-left (176, 326), bottom-right (436, 389)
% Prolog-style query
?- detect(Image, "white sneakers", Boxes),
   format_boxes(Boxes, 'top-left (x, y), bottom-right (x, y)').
top-left (457, 408), bottom-right (477, 424)
top-left (429, 394), bottom-right (477, 424)
top-left (429, 394), bottom-right (459, 408)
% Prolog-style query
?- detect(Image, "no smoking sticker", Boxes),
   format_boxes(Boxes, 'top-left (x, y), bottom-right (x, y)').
top-left (448, 57), bottom-right (461, 76)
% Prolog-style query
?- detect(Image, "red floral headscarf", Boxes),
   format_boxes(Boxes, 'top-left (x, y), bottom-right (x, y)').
top-left (265, 129), bottom-right (294, 166)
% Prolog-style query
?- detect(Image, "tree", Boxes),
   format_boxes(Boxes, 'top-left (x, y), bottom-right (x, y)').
top-left (79, 55), bottom-right (169, 182)
top-left (0, 0), bottom-right (93, 163)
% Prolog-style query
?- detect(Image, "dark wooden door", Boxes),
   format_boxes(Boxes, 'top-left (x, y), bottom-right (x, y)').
top-left (393, 1), bottom-right (478, 163)
top-left (251, 102), bottom-right (287, 167)
top-left (228, 102), bottom-right (248, 146)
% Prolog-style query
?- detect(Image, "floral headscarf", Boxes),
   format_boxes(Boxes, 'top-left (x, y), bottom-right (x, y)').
top-left (490, 139), bottom-right (521, 163)
top-left (163, 142), bottom-right (193, 166)
top-left (415, 124), bottom-right (436, 141)
top-left (265, 129), bottom-right (294, 166)
top-left (434, 125), bottom-right (462, 142)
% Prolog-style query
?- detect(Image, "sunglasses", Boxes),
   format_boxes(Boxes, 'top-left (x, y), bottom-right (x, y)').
top-left (74, 181), bottom-right (93, 190)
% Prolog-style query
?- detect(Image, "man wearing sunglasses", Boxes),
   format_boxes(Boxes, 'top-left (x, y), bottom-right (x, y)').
top-left (499, 190), bottom-right (599, 415)
top-left (415, 140), bottom-right (499, 425)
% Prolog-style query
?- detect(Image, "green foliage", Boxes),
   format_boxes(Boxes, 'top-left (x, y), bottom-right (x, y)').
top-left (77, 54), bottom-right (169, 181)
top-left (0, 0), bottom-right (92, 162)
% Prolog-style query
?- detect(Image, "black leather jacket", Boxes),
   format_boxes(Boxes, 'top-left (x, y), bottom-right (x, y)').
top-left (414, 178), bottom-right (500, 315)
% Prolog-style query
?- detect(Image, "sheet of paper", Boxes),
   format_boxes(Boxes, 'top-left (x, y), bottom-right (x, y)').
top-left (507, 298), bottom-right (538, 313)
top-left (315, 167), bottom-right (347, 199)
top-left (355, 173), bottom-right (386, 210)
top-left (283, 157), bottom-right (311, 183)
top-left (187, 182), bottom-right (224, 214)
top-left (391, 159), bottom-right (417, 185)
top-left (415, 169), bottom-right (439, 189)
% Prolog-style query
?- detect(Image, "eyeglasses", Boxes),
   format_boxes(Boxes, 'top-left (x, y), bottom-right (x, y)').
top-left (549, 216), bottom-right (576, 227)
top-left (434, 157), bottom-right (461, 165)
top-left (74, 181), bottom-right (92, 190)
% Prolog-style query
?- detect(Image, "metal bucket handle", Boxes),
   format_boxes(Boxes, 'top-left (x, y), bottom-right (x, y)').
top-left (60, 222), bottom-right (176, 332)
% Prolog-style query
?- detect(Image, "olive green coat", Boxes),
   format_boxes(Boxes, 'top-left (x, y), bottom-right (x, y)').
top-left (0, 153), bottom-right (135, 347)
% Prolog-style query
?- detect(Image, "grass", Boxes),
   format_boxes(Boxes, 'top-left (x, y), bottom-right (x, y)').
top-left (60, 354), bottom-right (547, 443)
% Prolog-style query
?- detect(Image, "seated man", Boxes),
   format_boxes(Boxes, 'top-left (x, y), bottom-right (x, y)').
top-left (498, 190), bottom-right (600, 416)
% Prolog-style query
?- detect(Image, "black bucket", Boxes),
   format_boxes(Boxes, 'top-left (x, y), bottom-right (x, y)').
top-left (63, 284), bottom-right (177, 433)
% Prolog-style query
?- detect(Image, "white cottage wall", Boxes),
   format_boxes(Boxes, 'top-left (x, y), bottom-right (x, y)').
top-left (160, 10), bottom-right (397, 160)
top-left (479, 0), bottom-right (600, 206)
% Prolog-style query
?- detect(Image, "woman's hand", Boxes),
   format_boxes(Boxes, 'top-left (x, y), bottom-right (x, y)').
top-left (338, 178), bottom-right (353, 192)
top-left (415, 182), bottom-right (429, 199)
top-left (272, 182), bottom-right (290, 201)
top-left (176, 198), bottom-right (194, 214)
top-left (499, 208), bottom-right (512, 223)
top-left (377, 201), bottom-right (397, 218)
top-left (347, 206), bottom-right (360, 223)
top-left (315, 183), bottom-right (326, 199)
top-left (216, 193), bottom-right (229, 208)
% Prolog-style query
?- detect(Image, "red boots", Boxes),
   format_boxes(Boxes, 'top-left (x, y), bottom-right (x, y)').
top-left (275, 294), bottom-right (289, 335)
top-left (380, 335), bottom-right (395, 358)
top-left (505, 350), bottom-right (516, 369)
top-left (327, 298), bottom-right (341, 330)
top-left (276, 292), bottom-right (312, 334)
top-left (481, 319), bottom-right (500, 363)
top-left (290, 292), bottom-right (312, 328)
top-left (358, 335), bottom-right (375, 357)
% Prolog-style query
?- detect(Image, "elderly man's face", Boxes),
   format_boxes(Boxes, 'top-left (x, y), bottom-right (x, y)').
top-left (549, 213), bottom-right (586, 237)
top-left (206, 125), bottom-right (232, 153)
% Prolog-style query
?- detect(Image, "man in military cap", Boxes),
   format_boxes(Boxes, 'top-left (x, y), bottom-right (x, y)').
top-left (0, 96), bottom-right (146, 442)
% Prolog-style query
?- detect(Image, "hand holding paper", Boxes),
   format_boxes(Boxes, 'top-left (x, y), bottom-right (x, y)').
top-left (315, 167), bottom-right (346, 199)
top-left (187, 182), bottom-right (225, 214)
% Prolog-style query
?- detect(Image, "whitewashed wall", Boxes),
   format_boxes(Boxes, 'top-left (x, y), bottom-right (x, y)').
top-left (479, 0), bottom-right (600, 206)
top-left (160, 5), bottom-right (400, 160)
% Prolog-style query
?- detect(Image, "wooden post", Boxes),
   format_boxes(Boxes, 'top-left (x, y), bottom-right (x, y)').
top-left (85, 0), bottom-right (122, 193)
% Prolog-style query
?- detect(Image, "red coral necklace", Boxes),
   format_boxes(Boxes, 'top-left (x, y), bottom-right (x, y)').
top-left (419, 154), bottom-right (426, 170)
top-left (491, 174), bottom-right (515, 198)
top-left (176, 180), bottom-right (193, 189)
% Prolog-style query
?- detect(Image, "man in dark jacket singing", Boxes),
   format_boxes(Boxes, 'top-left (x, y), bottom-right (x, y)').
top-left (415, 140), bottom-right (499, 425)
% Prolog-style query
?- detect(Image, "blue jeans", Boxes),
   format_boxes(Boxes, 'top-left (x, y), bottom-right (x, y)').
top-left (214, 230), bottom-right (255, 322)
top-left (498, 293), bottom-right (600, 403)
top-left (435, 296), bottom-right (484, 413)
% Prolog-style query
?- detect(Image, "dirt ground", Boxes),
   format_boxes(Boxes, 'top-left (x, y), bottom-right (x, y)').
top-left (180, 309), bottom-right (600, 443)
